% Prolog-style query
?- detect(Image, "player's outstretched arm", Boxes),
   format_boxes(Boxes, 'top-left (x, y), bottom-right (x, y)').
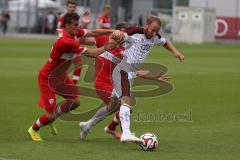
top-left (83, 44), bottom-right (114, 57)
top-left (136, 70), bottom-right (170, 82)
top-left (85, 29), bottom-right (120, 37)
top-left (79, 31), bottom-right (124, 57)
top-left (83, 47), bottom-right (106, 57)
top-left (163, 40), bottom-right (185, 62)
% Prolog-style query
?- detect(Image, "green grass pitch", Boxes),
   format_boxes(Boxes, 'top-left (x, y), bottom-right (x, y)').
top-left (0, 37), bottom-right (239, 160)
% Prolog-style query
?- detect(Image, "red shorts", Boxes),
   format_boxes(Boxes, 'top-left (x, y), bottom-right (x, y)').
top-left (94, 78), bottom-right (113, 105)
top-left (38, 75), bottom-right (79, 113)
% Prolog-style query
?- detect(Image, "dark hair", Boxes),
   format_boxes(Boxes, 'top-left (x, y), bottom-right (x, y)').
top-left (146, 16), bottom-right (161, 25)
top-left (67, 0), bottom-right (77, 5)
top-left (63, 13), bottom-right (79, 27)
top-left (115, 22), bottom-right (129, 30)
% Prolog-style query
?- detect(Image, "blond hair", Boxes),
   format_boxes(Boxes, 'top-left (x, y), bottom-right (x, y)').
top-left (146, 16), bottom-right (161, 25)
top-left (103, 4), bottom-right (111, 11)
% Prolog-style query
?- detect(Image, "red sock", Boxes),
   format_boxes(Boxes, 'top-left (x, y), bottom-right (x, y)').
top-left (107, 112), bottom-right (120, 131)
top-left (55, 100), bottom-right (76, 117)
top-left (72, 68), bottom-right (81, 85)
top-left (32, 114), bottom-right (54, 131)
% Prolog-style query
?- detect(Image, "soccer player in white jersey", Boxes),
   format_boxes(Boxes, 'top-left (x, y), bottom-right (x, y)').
top-left (81, 16), bottom-right (184, 143)
top-left (116, 16), bottom-right (184, 143)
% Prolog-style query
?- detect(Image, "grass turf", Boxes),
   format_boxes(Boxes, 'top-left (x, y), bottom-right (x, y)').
top-left (0, 37), bottom-right (239, 160)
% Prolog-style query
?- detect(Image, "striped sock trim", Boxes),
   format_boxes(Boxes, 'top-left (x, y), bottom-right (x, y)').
top-left (36, 118), bottom-right (43, 128)
top-left (72, 75), bottom-right (80, 80)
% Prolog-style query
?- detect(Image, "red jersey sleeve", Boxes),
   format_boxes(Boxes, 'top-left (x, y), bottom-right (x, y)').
top-left (66, 40), bottom-right (86, 54)
top-left (55, 37), bottom-right (87, 58)
top-left (76, 27), bottom-right (87, 38)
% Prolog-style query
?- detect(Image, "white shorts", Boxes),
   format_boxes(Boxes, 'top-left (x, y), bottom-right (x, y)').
top-left (112, 60), bottom-right (137, 98)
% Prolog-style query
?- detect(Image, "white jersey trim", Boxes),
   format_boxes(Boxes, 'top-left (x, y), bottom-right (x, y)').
top-left (99, 51), bottom-right (121, 64)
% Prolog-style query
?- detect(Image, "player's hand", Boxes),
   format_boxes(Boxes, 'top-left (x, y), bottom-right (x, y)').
top-left (81, 10), bottom-right (91, 27)
top-left (104, 36), bottom-right (117, 51)
top-left (111, 30), bottom-right (124, 42)
top-left (175, 52), bottom-right (185, 62)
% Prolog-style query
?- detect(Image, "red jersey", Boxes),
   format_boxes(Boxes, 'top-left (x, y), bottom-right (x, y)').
top-left (95, 15), bottom-right (110, 52)
top-left (95, 36), bottom-right (124, 82)
top-left (94, 36), bottom-right (124, 104)
top-left (39, 29), bottom-right (86, 78)
top-left (97, 15), bottom-right (111, 29)
top-left (38, 29), bottom-right (86, 112)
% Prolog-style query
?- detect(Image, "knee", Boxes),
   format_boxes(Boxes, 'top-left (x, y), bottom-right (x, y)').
top-left (107, 98), bottom-right (120, 113)
top-left (121, 96), bottom-right (132, 106)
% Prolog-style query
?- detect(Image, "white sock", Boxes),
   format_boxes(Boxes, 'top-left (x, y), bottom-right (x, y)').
top-left (119, 104), bottom-right (131, 135)
top-left (88, 106), bottom-right (108, 127)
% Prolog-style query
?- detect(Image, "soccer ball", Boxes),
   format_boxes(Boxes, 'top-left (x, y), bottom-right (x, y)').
top-left (139, 132), bottom-right (158, 151)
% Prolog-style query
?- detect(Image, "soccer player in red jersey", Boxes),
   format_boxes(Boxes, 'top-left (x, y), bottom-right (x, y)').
top-left (81, 4), bottom-right (112, 99)
top-left (94, 4), bottom-right (112, 68)
top-left (57, 0), bottom-right (91, 34)
top-left (79, 22), bottom-right (127, 140)
top-left (27, 12), bottom-right (123, 142)
top-left (57, 0), bottom-right (78, 33)
top-left (96, 5), bottom-right (111, 29)
top-left (57, 0), bottom-right (92, 85)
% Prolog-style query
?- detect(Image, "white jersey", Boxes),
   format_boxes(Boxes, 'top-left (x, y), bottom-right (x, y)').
top-left (111, 27), bottom-right (167, 98)
top-left (123, 27), bottom-right (166, 70)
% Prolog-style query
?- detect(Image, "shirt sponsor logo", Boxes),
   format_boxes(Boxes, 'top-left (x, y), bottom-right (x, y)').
top-left (140, 44), bottom-right (151, 51)
top-left (48, 58), bottom-right (53, 63)
top-left (49, 99), bottom-right (55, 105)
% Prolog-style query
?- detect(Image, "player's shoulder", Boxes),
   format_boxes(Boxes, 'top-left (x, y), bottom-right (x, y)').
top-left (125, 27), bottom-right (144, 36)
top-left (56, 35), bottom-right (77, 47)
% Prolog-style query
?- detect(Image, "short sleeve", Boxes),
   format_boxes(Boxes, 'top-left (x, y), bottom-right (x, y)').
top-left (62, 38), bottom-right (87, 55)
top-left (70, 42), bottom-right (87, 54)
top-left (154, 34), bottom-right (166, 45)
top-left (76, 28), bottom-right (87, 37)
top-left (78, 46), bottom-right (87, 55)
